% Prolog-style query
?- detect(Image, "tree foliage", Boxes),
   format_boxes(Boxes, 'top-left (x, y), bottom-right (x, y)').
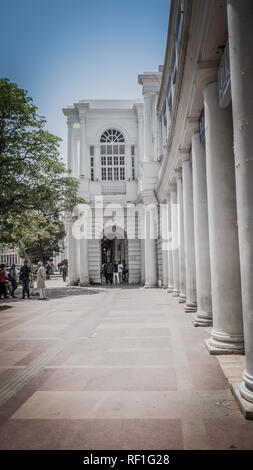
top-left (2, 212), bottom-right (66, 265)
top-left (0, 78), bottom-right (82, 259)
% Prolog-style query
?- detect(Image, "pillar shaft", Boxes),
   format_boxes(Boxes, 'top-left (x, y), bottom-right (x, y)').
top-left (67, 122), bottom-right (73, 173)
top-left (79, 116), bottom-right (86, 176)
top-left (144, 205), bottom-right (157, 287)
top-left (192, 133), bottom-right (212, 326)
top-left (182, 160), bottom-right (197, 312)
top-left (177, 176), bottom-right (186, 303)
top-left (227, 0), bottom-right (253, 399)
top-left (204, 81), bottom-right (243, 353)
top-left (143, 94), bottom-right (153, 162)
top-left (79, 211), bottom-right (89, 286)
top-left (160, 204), bottom-right (168, 288)
top-left (170, 190), bottom-right (179, 296)
top-left (68, 219), bottom-right (78, 285)
top-left (167, 197), bottom-right (174, 292)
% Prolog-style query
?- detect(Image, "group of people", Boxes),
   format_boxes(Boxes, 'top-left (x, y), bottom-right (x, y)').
top-left (0, 260), bottom-right (47, 300)
top-left (101, 260), bottom-right (128, 285)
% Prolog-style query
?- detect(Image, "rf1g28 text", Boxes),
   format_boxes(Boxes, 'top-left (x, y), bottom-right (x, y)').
top-left (127, 454), bottom-right (170, 465)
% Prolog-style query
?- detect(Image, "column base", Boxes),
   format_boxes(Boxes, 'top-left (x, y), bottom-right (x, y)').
top-left (167, 286), bottom-right (173, 293)
top-left (194, 311), bottom-right (212, 327)
top-left (179, 293), bottom-right (186, 303)
top-left (231, 382), bottom-right (253, 420)
top-left (79, 280), bottom-right (90, 287)
top-left (185, 301), bottom-right (197, 313)
top-left (68, 280), bottom-right (79, 286)
top-left (144, 284), bottom-right (157, 289)
top-left (205, 333), bottom-right (244, 355)
top-left (172, 289), bottom-right (180, 297)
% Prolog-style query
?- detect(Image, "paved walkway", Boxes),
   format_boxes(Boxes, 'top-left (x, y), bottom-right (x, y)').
top-left (0, 278), bottom-right (253, 450)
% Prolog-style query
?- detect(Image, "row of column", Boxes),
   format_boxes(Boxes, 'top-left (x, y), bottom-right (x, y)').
top-left (164, 0), bottom-right (253, 406)
top-left (67, 215), bottom-right (89, 287)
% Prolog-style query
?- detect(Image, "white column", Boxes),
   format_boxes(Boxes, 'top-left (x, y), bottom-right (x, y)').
top-left (227, 0), bottom-right (253, 403)
top-left (68, 217), bottom-right (78, 285)
top-left (143, 94), bottom-right (154, 162)
top-left (94, 146), bottom-right (99, 181)
top-left (79, 115), bottom-right (87, 177)
top-left (191, 133), bottom-right (212, 326)
top-left (144, 204), bottom-right (157, 287)
top-left (170, 189), bottom-right (179, 296)
top-left (182, 160), bottom-right (197, 312)
top-left (126, 146), bottom-right (131, 181)
top-left (67, 120), bottom-right (73, 172)
top-left (176, 174), bottom-right (186, 303)
top-left (79, 208), bottom-right (89, 286)
top-left (167, 196), bottom-right (174, 292)
top-left (203, 81), bottom-right (243, 353)
top-left (73, 136), bottom-right (79, 177)
top-left (160, 203), bottom-right (168, 288)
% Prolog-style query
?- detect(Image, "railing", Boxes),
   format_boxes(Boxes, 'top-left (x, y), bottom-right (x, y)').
top-left (218, 41), bottom-right (231, 106)
top-left (199, 108), bottom-right (205, 144)
top-left (102, 181), bottom-right (126, 195)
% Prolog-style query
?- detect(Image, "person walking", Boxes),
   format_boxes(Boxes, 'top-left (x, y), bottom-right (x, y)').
top-left (0, 264), bottom-right (8, 299)
top-left (20, 260), bottom-right (31, 299)
top-left (113, 260), bottom-right (119, 285)
top-left (122, 260), bottom-right (128, 283)
top-left (107, 262), bottom-right (114, 285)
top-left (62, 264), bottom-right (67, 282)
top-left (118, 260), bottom-right (123, 283)
top-left (8, 264), bottom-right (18, 298)
top-left (102, 262), bottom-right (109, 284)
top-left (37, 262), bottom-right (47, 300)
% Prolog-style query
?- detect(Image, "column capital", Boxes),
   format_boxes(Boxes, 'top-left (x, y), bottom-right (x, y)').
top-left (75, 102), bottom-right (89, 120)
top-left (134, 102), bottom-right (144, 119)
top-left (185, 117), bottom-right (199, 137)
top-left (195, 60), bottom-right (219, 90)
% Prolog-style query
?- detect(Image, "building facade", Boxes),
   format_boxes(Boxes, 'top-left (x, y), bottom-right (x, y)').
top-left (63, 0), bottom-right (253, 416)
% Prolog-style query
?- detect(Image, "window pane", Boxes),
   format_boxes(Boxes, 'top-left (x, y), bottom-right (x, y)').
top-left (131, 145), bottom-right (135, 156)
top-left (107, 145), bottom-right (112, 154)
top-left (113, 145), bottom-right (118, 155)
top-left (114, 156), bottom-right (118, 165)
top-left (90, 146), bottom-right (94, 156)
top-left (90, 157), bottom-right (94, 167)
top-left (108, 167), bottom-right (112, 180)
top-left (101, 145), bottom-right (106, 155)
top-left (102, 168), bottom-right (106, 180)
top-left (120, 167), bottom-right (125, 180)
top-left (114, 167), bottom-right (119, 180)
top-left (119, 145), bottom-right (125, 154)
top-left (120, 156), bottom-right (125, 165)
top-left (107, 156), bottom-right (112, 165)
top-left (101, 156), bottom-right (106, 165)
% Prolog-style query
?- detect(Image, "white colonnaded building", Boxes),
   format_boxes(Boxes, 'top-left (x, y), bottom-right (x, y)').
top-left (63, 0), bottom-right (253, 417)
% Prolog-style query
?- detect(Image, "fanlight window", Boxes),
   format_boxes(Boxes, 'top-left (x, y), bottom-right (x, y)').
top-left (100, 129), bottom-right (125, 181)
top-left (100, 129), bottom-right (125, 143)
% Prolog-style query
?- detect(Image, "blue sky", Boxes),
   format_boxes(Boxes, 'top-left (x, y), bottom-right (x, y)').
top-left (1, 0), bottom-right (170, 163)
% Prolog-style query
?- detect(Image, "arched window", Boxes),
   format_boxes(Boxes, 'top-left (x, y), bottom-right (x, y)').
top-left (100, 129), bottom-right (125, 181)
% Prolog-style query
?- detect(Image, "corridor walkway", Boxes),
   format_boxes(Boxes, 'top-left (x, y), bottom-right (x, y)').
top-left (0, 280), bottom-right (253, 450)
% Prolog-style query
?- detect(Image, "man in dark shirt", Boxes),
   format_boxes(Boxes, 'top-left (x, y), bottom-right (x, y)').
top-left (113, 261), bottom-right (119, 285)
top-left (20, 260), bottom-right (31, 299)
top-left (107, 262), bottom-right (114, 285)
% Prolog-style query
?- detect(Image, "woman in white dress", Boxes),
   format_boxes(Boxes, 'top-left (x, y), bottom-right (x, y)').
top-left (37, 262), bottom-right (47, 300)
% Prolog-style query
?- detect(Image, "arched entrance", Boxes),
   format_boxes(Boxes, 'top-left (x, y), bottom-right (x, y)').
top-left (101, 236), bottom-right (128, 264)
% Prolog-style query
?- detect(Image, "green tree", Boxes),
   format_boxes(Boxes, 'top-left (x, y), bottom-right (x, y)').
top-left (2, 212), bottom-right (66, 265)
top-left (0, 78), bottom-right (82, 222)
top-left (0, 78), bottom-right (83, 257)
